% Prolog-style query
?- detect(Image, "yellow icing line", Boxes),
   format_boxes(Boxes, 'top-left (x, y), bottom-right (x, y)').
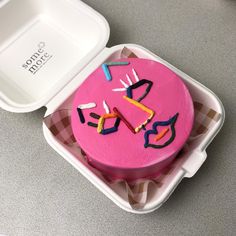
top-left (123, 96), bottom-right (155, 133)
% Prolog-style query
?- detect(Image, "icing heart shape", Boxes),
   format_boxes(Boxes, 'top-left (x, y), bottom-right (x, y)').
top-left (144, 113), bottom-right (179, 149)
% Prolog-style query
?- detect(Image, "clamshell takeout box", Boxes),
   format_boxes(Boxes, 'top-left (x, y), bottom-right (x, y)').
top-left (0, 0), bottom-right (225, 213)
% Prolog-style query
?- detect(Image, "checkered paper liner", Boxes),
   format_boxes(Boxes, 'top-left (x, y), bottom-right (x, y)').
top-left (190, 101), bottom-right (221, 140)
top-left (43, 48), bottom-right (221, 209)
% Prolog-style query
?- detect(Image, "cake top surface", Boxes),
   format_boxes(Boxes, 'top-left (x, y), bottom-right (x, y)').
top-left (71, 58), bottom-right (194, 169)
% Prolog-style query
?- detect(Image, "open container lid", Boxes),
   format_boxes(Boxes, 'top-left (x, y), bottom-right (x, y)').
top-left (0, 0), bottom-right (110, 112)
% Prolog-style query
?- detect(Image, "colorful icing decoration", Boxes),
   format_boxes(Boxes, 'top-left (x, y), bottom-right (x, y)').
top-left (132, 68), bottom-right (140, 82)
top-left (144, 113), bottom-right (179, 149)
top-left (77, 108), bottom-right (85, 124)
top-left (71, 58), bottom-right (194, 180)
top-left (87, 122), bottom-right (98, 128)
top-left (77, 102), bottom-right (97, 124)
top-left (88, 112), bottom-right (102, 128)
top-left (154, 128), bottom-right (169, 142)
top-left (97, 113), bottom-right (120, 135)
top-left (102, 64), bottom-right (111, 81)
top-left (78, 103), bottom-right (96, 109)
top-left (126, 74), bottom-right (133, 85)
top-left (102, 61), bottom-right (130, 81)
top-left (112, 88), bottom-right (127, 92)
top-left (126, 79), bottom-right (153, 102)
top-left (120, 79), bottom-right (129, 88)
top-left (113, 107), bottom-right (136, 134)
top-left (101, 118), bottom-right (120, 135)
top-left (106, 62), bottom-right (130, 66)
top-left (90, 112), bottom-right (100, 120)
top-left (87, 100), bottom-right (121, 135)
top-left (103, 100), bottom-right (110, 114)
top-left (123, 96), bottom-right (155, 133)
top-left (112, 68), bottom-right (138, 92)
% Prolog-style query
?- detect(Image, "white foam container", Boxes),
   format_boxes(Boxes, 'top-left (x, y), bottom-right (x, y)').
top-left (0, 0), bottom-right (225, 213)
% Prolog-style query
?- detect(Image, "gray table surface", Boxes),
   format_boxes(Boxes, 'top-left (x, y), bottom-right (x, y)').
top-left (0, 0), bottom-right (236, 235)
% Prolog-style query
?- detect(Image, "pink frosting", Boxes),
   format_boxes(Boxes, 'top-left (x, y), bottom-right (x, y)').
top-left (71, 58), bottom-right (194, 180)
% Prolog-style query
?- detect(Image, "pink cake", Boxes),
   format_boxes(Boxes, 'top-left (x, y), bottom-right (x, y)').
top-left (71, 58), bottom-right (194, 180)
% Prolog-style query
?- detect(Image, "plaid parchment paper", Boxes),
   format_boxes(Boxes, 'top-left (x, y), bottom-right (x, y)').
top-left (44, 48), bottom-right (221, 209)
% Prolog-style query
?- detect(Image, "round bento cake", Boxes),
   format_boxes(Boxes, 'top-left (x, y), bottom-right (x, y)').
top-left (71, 58), bottom-right (194, 180)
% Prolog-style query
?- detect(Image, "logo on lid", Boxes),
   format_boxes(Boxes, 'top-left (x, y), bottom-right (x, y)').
top-left (22, 42), bottom-right (52, 75)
